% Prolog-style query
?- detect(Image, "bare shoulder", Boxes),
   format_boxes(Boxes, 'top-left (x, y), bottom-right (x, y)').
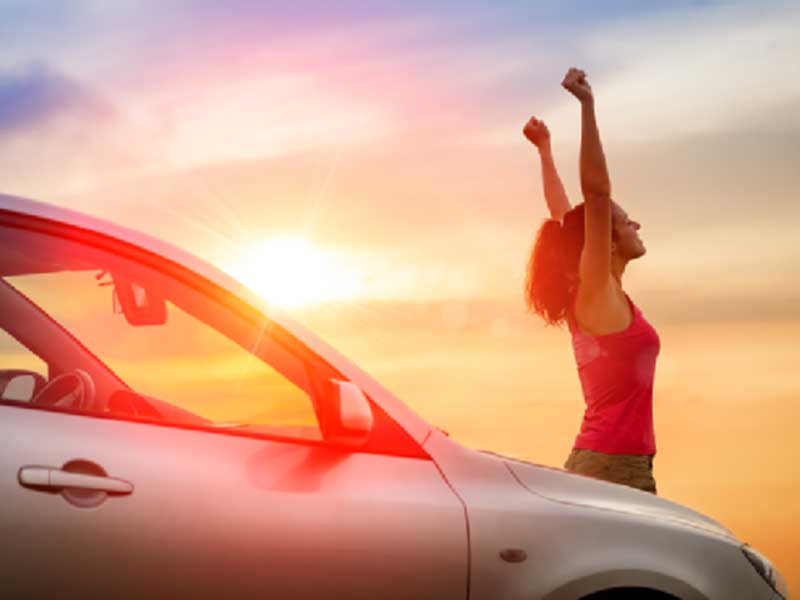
top-left (574, 279), bottom-right (633, 336)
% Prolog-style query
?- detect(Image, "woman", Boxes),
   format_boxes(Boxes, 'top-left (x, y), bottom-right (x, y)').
top-left (522, 68), bottom-right (660, 494)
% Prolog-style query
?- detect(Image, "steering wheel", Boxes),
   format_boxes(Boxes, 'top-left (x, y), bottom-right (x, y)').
top-left (32, 369), bottom-right (96, 412)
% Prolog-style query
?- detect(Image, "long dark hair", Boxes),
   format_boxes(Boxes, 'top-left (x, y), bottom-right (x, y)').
top-left (525, 203), bottom-right (587, 326)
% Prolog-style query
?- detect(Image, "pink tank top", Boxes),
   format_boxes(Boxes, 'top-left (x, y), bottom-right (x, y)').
top-left (567, 293), bottom-right (660, 455)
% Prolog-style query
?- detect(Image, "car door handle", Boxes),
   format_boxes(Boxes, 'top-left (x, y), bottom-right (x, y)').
top-left (18, 466), bottom-right (134, 495)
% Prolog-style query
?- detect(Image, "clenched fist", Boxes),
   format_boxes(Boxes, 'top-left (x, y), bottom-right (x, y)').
top-left (522, 116), bottom-right (550, 149)
top-left (561, 67), bottom-right (593, 103)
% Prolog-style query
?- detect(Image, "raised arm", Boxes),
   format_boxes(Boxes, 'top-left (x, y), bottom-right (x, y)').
top-left (523, 116), bottom-right (572, 221)
top-left (562, 68), bottom-right (611, 199)
top-left (562, 67), bottom-right (612, 295)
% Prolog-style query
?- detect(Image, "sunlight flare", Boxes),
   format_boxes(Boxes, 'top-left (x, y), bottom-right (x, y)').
top-left (225, 237), bottom-right (365, 308)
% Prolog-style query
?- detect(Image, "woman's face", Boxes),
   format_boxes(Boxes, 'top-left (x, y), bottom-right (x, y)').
top-left (611, 203), bottom-right (646, 260)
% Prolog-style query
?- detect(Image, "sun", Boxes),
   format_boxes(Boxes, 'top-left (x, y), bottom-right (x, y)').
top-left (225, 237), bottom-right (365, 308)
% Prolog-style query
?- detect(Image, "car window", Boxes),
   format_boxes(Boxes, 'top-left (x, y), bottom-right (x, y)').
top-left (0, 222), bottom-right (323, 441)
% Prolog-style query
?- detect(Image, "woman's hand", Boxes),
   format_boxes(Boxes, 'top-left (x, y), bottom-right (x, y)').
top-left (523, 116), bottom-right (551, 149)
top-left (562, 67), bottom-right (593, 103)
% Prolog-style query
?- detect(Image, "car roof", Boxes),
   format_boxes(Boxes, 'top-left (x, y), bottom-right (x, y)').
top-left (0, 192), bottom-right (432, 444)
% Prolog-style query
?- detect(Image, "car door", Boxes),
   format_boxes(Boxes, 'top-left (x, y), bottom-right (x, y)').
top-left (0, 406), bottom-right (467, 599)
top-left (0, 211), bottom-right (468, 599)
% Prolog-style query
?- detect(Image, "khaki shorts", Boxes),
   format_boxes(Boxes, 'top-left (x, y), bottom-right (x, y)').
top-left (564, 448), bottom-right (657, 495)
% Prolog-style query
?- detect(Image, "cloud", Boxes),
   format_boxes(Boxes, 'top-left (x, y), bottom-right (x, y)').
top-left (0, 62), bottom-right (163, 197)
top-left (480, 1), bottom-right (800, 147)
top-left (550, 1), bottom-right (800, 143)
top-left (153, 74), bottom-right (399, 169)
top-left (0, 62), bottom-right (115, 134)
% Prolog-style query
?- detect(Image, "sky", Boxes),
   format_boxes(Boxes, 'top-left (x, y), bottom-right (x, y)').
top-left (1, 0), bottom-right (798, 591)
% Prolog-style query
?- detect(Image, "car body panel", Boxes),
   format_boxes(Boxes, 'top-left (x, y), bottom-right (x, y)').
top-left (0, 404), bottom-right (467, 599)
top-left (424, 431), bottom-right (776, 600)
top-left (503, 456), bottom-right (735, 542)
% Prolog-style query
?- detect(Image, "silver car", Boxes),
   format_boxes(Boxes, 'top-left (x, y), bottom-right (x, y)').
top-left (0, 194), bottom-right (788, 600)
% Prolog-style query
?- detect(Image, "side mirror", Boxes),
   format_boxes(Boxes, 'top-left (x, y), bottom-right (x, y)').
top-left (111, 274), bottom-right (167, 326)
top-left (319, 379), bottom-right (374, 448)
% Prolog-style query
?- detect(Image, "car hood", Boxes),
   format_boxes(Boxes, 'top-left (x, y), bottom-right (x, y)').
top-left (499, 454), bottom-right (738, 542)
